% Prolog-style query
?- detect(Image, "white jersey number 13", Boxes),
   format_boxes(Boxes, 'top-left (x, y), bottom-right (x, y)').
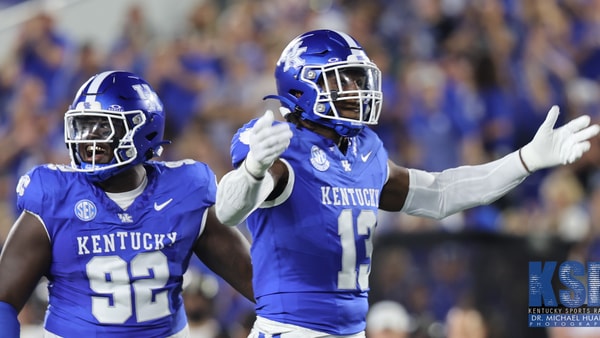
top-left (337, 209), bottom-right (376, 290)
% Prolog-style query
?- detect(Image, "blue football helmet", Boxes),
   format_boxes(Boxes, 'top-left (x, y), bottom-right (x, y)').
top-left (64, 70), bottom-right (166, 182)
top-left (265, 29), bottom-right (383, 137)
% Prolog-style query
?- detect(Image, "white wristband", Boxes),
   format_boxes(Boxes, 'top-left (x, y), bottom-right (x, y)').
top-left (244, 151), bottom-right (268, 179)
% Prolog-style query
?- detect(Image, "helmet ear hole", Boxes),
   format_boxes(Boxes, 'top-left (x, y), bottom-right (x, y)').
top-left (289, 89), bottom-right (303, 98)
top-left (146, 131), bottom-right (157, 142)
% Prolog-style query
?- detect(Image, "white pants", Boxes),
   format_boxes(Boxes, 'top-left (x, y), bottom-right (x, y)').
top-left (248, 316), bottom-right (365, 338)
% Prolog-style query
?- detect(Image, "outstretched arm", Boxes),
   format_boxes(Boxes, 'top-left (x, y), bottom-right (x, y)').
top-left (215, 109), bottom-right (292, 225)
top-left (381, 105), bottom-right (600, 218)
top-left (194, 207), bottom-right (254, 302)
top-left (0, 211), bottom-right (52, 338)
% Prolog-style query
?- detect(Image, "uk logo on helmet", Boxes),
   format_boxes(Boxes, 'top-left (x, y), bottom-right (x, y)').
top-left (281, 41), bottom-right (307, 72)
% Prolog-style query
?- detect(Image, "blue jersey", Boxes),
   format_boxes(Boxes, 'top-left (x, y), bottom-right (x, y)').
top-left (16, 160), bottom-right (216, 337)
top-left (231, 121), bottom-right (389, 335)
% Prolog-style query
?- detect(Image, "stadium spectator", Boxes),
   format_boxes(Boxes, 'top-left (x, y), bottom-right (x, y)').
top-left (445, 305), bottom-right (487, 338)
top-left (182, 268), bottom-right (223, 338)
top-left (366, 300), bottom-right (412, 338)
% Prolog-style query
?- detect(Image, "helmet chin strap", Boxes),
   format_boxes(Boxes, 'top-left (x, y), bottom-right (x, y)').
top-left (76, 146), bottom-right (135, 183)
top-left (313, 107), bottom-right (364, 138)
top-left (334, 123), bottom-right (362, 137)
top-left (84, 163), bottom-right (130, 183)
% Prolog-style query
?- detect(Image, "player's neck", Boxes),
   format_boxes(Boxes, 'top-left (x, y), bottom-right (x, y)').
top-left (96, 165), bottom-right (147, 193)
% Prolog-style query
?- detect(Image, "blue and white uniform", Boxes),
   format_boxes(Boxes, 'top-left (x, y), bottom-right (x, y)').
top-left (16, 160), bottom-right (216, 337)
top-left (231, 120), bottom-right (388, 335)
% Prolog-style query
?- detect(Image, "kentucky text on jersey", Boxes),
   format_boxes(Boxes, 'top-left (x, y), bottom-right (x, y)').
top-left (77, 231), bottom-right (178, 255)
top-left (321, 186), bottom-right (380, 207)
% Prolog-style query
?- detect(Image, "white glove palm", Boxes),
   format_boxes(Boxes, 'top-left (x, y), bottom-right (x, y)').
top-left (520, 105), bottom-right (600, 172)
top-left (244, 109), bottom-right (293, 178)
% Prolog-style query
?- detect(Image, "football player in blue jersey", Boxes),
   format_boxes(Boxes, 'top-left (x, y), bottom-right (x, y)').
top-left (214, 29), bottom-right (600, 337)
top-left (0, 70), bottom-right (254, 337)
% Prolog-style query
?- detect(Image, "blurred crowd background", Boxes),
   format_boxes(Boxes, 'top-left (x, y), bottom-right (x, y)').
top-left (2, 0), bottom-right (600, 337)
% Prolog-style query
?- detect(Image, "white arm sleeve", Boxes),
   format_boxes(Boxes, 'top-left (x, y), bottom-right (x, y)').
top-left (400, 150), bottom-right (530, 220)
top-left (215, 160), bottom-right (275, 226)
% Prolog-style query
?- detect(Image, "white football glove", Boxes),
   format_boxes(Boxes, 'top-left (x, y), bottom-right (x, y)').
top-left (520, 105), bottom-right (600, 172)
top-left (244, 109), bottom-right (293, 179)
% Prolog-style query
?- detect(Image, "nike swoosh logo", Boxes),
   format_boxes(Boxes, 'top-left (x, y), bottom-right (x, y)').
top-left (154, 198), bottom-right (173, 211)
top-left (361, 151), bottom-right (372, 162)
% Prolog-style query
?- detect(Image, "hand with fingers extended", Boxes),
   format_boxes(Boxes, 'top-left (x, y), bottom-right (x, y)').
top-left (244, 109), bottom-right (293, 179)
top-left (520, 105), bottom-right (600, 172)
